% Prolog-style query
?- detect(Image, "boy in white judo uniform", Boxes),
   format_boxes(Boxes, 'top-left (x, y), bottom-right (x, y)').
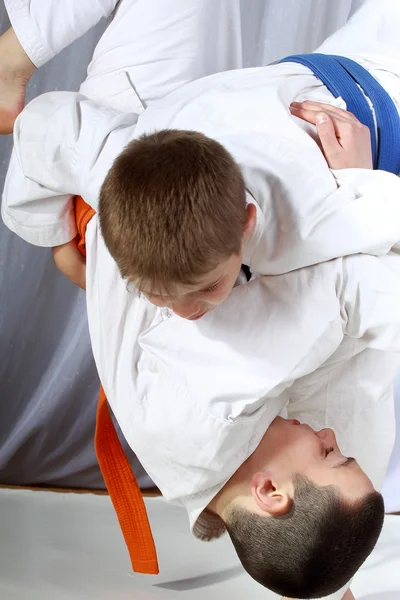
top-left (3, 0), bottom-right (400, 319)
top-left (2, 0), bottom-right (400, 598)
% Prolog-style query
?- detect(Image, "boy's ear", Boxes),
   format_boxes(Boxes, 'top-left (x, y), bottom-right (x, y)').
top-left (244, 203), bottom-right (257, 238)
top-left (251, 471), bottom-right (292, 516)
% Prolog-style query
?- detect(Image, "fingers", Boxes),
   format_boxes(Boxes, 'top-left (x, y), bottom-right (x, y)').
top-left (314, 112), bottom-right (341, 158)
top-left (289, 103), bottom-right (341, 162)
top-left (290, 99), bottom-right (373, 170)
top-left (290, 104), bottom-right (321, 126)
top-left (289, 103), bottom-right (343, 129)
top-left (291, 100), bottom-right (358, 122)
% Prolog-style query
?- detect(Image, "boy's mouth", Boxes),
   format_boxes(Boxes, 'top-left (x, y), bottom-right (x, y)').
top-left (188, 311), bottom-right (207, 320)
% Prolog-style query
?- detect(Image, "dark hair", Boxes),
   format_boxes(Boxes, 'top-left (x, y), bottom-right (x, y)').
top-left (225, 474), bottom-right (384, 598)
top-left (99, 129), bottom-right (247, 291)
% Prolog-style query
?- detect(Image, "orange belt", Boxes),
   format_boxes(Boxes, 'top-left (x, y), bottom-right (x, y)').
top-left (75, 195), bottom-right (159, 575)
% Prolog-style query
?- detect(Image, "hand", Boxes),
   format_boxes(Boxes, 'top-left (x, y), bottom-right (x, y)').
top-left (52, 240), bottom-right (87, 290)
top-left (290, 100), bottom-right (373, 170)
top-left (0, 28), bottom-right (35, 134)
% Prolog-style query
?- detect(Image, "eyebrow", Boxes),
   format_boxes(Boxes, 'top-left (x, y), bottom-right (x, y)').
top-left (142, 275), bottom-right (226, 298)
top-left (140, 289), bottom-right (171, 299)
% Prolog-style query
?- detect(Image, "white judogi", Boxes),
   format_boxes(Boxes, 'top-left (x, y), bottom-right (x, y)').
top-left (84, 212), bottom-right (400, 600)
top-left (5, 0), bottom-right (119, 67)
top-left (85, 211), bottom-right (400, 533)
top-left (5, 0), bottom-right (246, 111)
top-left (3, 1), bottom-right (400, 275)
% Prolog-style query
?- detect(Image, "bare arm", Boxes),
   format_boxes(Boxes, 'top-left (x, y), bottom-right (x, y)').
top-left (52, 241), bottom-right (86, 290)
top-left (0, 0), bottom-right (119, 133)
top-left (0, 27), bottom-right (35, 133)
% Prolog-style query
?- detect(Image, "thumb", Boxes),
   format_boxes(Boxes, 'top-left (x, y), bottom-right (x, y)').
top-left (316, 112), bottom-right (340, 160)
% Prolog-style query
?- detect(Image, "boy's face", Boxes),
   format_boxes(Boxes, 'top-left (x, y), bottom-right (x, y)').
top-left (140, 203), bottom-right (257, 318)
top-left (250, 417), bottom-right (374, 508)
top-left (140, 253), bottom-right (244, 319)
top-left (269, 417), bottom-right (374, 497)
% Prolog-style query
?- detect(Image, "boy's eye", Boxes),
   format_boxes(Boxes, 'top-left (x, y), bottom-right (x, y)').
top-left (206, 284), bottom-right (219, 292)
top-left (324, 447), bottom-right (334, 458)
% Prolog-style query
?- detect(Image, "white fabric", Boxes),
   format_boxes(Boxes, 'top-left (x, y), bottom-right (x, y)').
top-left (3, 5), bottom-right (400, 278)
top-left (85, 209), bottom-right (400, 536)
top-left (381, 374), bottom-right (400, 513)
top-left (4, 0), bottom-right (364, 70)
top-left (4, 0), bottom-right (118, 67)
top-left (79, 0), bottom-right (246, 113)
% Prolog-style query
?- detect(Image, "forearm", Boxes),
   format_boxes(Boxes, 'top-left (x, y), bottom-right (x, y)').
top-left (0, 27), bottom-right (35, 134)
top-left (52, 241), bottom-right (86, 290)
top-left (0, 27), bottom-right (35, 79)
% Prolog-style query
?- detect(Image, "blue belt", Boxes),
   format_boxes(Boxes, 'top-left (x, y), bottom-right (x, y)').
top-left (280, 53), bottom-right (400, 174)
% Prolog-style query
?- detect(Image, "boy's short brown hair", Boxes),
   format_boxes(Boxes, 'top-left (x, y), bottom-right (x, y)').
top-left (225, 475), bottom-right (384, 598)
top-left (99, 129), bottom-right (247, 291)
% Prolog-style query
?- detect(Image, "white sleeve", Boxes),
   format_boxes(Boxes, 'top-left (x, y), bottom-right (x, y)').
top-left (296, 168), bottom-right (400, 268)
top-left (1, 91), bottom-right (138, 246)
top-left (247, 148), bottom-right (400, 275)
top-left (338, 251), bottom-right (400, 352)
top-left (5, 0), bottom-right (119, 67)
top-left (329, 167), bottom-right (400, 257)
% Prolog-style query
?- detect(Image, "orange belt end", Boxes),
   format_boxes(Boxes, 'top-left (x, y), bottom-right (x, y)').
top-left (74, 196), bottom-right (159, 575)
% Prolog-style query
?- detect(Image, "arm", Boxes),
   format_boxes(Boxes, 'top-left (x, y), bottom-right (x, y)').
top-left (245, 127), bottom-right (400, 274)
top-left (1, 91), bottom-right (138, 246)
top-left (52, 241), bottom-right (86, 290)
top-left (0, 28), bottom-right (35, 134)
top-left (0, 1), bottom-right (118, 133)
top-left (263, 100), bottom-right (400, 272)
top-left (289, 102), bottom-right (400, 259)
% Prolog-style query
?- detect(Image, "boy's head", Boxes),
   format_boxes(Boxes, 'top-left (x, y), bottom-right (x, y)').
top-left (99, 129), bottom-right (256, 319)
top-left (207, 417), bottom-right (384, 598)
